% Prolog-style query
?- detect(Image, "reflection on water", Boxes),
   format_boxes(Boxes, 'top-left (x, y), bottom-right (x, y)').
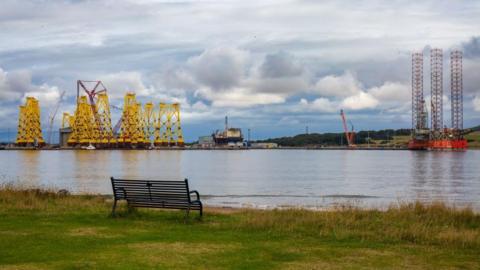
top-left (0, 149), bottom-right (479, 209)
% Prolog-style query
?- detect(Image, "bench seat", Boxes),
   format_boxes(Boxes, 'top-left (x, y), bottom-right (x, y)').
top-left (110, 177), bottom-right (203, 217)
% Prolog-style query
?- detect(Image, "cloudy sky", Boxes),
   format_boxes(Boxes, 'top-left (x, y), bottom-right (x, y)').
top-left (1, 0), bottom-right (480, 142)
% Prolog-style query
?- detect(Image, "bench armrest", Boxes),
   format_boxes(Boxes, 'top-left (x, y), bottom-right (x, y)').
top-left (189, 190), bottom-right (200, 201)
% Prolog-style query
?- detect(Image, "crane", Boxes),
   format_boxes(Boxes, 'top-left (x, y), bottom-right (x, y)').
top-left (77, 80), bottom-right (107, 128)
top-left (47, 90), bottom-right (66, 144)
top-left (109, 104), bottom-right (123, 136)
top-left (340, 109), bottom-right (356, 148)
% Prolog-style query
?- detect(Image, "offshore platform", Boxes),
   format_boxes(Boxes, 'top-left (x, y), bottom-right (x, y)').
top-left (16, 80), bottom-right (184, 149)
top-left (409, 49), bottom-right (469, 150)
top-left (15, 97), bottom-right (45, 147)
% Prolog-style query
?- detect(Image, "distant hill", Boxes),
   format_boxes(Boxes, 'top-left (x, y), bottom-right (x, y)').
top-left (256, 129), bottom-right (411, 147)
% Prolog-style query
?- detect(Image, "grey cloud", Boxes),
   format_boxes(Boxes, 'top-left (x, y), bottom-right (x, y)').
top-left (253, 77), bottom-right (308, 94)
top-left (188, 47), bottom-right (247, 91)
top-left (1, 0), bottom-right (480, 136)
top-left (0, 69), bottom-right (34, 101)
top-left (462, 36), bottom-right (480, 59)
top-left (260, 51), bottom-right (303, 78)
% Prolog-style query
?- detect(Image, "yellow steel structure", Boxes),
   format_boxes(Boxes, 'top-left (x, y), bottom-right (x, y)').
top-left (65, 93), bottom-right (115, 147)
top-left (118, 93), bottom-right (146, 146)
top-left (60, 88), bottom-right (184, 148)
top-left (95, 93), bottom-right (116, 145)
top-left (67, 96), bottom-right (99, 145)
top-left (62, 112), bottom-right (75, 129)
top-left (155, 103), bottom-right (184, 146)
top-left (15, 97), bottom-right (45, 146)
top-left (143, 102), bottom-right (156, 145)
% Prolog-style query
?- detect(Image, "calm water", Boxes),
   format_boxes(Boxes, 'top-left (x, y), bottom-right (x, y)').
top-left (0, 149), bottom-right (479, 209)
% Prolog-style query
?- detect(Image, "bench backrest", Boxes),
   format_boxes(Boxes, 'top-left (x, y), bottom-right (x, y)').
top-left (111, 177), bottom-right (191, 203)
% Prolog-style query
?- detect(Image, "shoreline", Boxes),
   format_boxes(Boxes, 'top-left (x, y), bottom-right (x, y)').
top-left (1, 187), bottom-right (479, 268)
top-left (4, 188), bottom-right (479, 213)
top-left (3, 145), bottom-right (480, 150)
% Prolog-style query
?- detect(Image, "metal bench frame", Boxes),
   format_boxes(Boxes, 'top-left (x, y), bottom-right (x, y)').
top-left (110, 177), bottom-right (203, 217)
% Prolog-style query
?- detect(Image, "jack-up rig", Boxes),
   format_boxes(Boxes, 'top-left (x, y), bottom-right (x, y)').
top-left (408, 49), bottom-right (473, 150)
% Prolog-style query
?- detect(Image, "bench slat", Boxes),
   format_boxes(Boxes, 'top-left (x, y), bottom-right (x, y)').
top-left (111, 177), bottom-right (203, 217)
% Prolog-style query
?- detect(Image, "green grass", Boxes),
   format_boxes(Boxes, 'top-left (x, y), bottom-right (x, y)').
top-left (1, 188), bottom-right (479, 269)
top-left (363, 135), bottom-right (411, 148)
top-left (465, 131), bottom-right (480, 148)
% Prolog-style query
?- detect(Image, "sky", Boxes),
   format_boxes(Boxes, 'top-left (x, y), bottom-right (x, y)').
top-left (1, 0), bottom-right (480, 142)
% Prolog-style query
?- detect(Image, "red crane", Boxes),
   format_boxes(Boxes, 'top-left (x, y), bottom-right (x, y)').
top-left (77, 80), bottom-right (107, 131)
top-left (340, 109), bottom-right (356, 147)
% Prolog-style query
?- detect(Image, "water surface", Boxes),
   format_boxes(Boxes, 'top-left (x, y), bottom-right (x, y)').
top-left (1, 150), bottom-right (479, 209)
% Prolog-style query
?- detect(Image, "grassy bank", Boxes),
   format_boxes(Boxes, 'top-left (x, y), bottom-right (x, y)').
top-left (0, 188), bottom-right (479, 269)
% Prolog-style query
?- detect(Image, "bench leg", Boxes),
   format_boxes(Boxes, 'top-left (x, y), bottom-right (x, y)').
top-left (199, 202), bottom-right (203, 217)
top-left (111, 199), bottom-right (118, 217)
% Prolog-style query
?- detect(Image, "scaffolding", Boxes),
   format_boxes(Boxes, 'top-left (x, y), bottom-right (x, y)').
top-left (155, 103), bottom-right (184, 146)
top-left (59, 79), bottom-right (184, 148)
top-left (450, 50), bottom-right (463, 131)
top-left (118, 93), bottom-right (146, 147)
top-left (68, 96), bottom-right (99, 145)
top-left (15, 97), bottom-right (45, 147)
top-left (96, 93), bottom-right (116, 145)
top-left (412, 52), bottom-right (426, 130)
top-left (430, 48), bottom-right (443, 134)
top-left (62, 112), bottom-right (75, 129)
top-left (143, 102), bottom-right (156, 145)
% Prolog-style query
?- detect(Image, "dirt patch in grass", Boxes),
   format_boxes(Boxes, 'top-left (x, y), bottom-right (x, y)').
top-left (125, 242), bottom-right (239, 268)
top-left (68, 226), bottom-right (120, 238)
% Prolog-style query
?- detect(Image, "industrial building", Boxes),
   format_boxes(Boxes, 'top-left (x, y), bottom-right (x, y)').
top-left (213, 116), bottom-right (243, 145)
top-left (198, 136), bottom-right (215, 148)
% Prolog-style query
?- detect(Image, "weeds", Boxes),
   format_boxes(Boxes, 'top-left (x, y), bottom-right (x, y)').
top-left (0, 187), bottom-right (479, 269)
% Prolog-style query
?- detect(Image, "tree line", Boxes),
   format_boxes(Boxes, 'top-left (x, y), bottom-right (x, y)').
top-left (255, 129), bottom-right (411, 147)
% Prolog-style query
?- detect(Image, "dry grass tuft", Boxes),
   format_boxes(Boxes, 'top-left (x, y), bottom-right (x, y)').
top-left (236, 202), bottom-right (480, 248)
top-left (0, 184), bottom-right (107, 212)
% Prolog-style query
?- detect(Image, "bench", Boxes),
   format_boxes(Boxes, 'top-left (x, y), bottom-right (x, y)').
top-left (110, 177), bottom-right (203, 217)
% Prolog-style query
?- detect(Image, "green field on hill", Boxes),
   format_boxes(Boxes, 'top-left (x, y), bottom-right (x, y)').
top-left (465, 131), bottom-right (480, 148)
top-left (0, 188), bottom-right (479, 269)
top-left (259, 128), bottom-right (480, 148)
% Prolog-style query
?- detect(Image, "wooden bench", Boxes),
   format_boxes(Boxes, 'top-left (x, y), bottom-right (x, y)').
top-left (110, 177), bottom-right (203, 217)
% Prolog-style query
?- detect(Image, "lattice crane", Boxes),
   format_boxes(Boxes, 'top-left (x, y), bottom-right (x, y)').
top-left (47, 90), bottom-right (66, 144)
top-left (340, 109), bottom-right (356, 148)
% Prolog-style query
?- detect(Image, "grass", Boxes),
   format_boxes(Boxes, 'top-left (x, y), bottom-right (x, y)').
top-left (366, 133), bottom-right (480, 149)
top-left (362, 135), bottom-right (411, 148)
top-left (0, 188), bottom-right (479, 269)
top-left (465, 131), bottom-right (480, 148)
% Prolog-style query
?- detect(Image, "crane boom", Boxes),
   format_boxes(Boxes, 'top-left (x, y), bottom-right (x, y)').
top-left (47, 90), bottom-right (66, 144)
top-left (340, 109), bottom-right (356, 147)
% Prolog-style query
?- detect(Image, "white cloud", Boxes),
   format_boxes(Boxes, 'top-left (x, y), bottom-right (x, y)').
top-left (173, 47), bottom-right (308, 107)
top-left (368, 82), bottom-right (410, 102)
top-left (198, 86), bottom-right (285, 108)
top-left (99, 71), bottom-right (155, 100)
top-left (187, 47), bottom-right (248, 90)
top-left (314, 71), bottom-right (362, 98)
top-left (0, 68), bottom-right (30, 101)
top-left (473, 95), bottom-right (480, 111)
top-left (22, 85), bottom-right (61, 107)
top-left (297, 98), bottom-right (337, 113)
top-left (341, 91), bottom-right (379, 110)
top-left (0, 67), bottom-right (62, 107)
top-left (191, 101), bottom-right (209, 111)
top-left (1, 1), bottom-right (480, 139)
